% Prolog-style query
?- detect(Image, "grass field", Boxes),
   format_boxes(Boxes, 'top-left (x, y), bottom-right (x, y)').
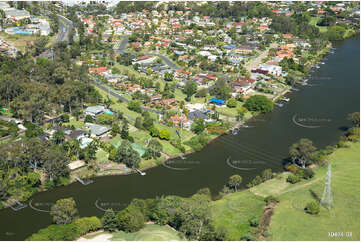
top-left (0, 32), bottom-right (38, 53)
top-left (267, 142), bottom-right (360, 241)
top-left (110, 224), bottom-right (184, 241)
top-left (210, 190), bottom-right (265, 240)
top-left (310, 17), bottom-right (328, 33)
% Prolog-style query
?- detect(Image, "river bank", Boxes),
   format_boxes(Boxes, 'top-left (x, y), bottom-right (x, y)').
top-left (0, 34), bottom-right (359, 240)
top-left (0, 39), bottom-right (336, 211)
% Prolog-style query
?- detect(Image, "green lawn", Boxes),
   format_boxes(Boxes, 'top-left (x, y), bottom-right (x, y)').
top-left (63, 119), bottom-right (85, 129)
top-left (110, 224), bottom-right (184, 241)
top-left (310, 17), bottom-right (328, 33)
top-left (210, 190), bottom-right (265, 240)
top-left (267, 142), bottom-right (360, 241)
top-left (96, 149), bottom-right (109, 163)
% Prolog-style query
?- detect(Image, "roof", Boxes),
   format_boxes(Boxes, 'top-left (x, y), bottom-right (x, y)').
top-left (85, 123), bottom-right (110, 136)
top-left (85, 105), bottom-right (105, 114)
top-left (187, 110), bottom-right (209, 120)
top-left (209, 98), bottom-right (225, 104)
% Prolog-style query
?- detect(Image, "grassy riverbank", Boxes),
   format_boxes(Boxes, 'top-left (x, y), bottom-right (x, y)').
top-left (267, 141), bottom-right (360, 241)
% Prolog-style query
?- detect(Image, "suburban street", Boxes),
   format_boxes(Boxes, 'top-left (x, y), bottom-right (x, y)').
top-left (39, 10), bottom-right (72, 59)
top-left (245, 42), bottom-right (278, 72)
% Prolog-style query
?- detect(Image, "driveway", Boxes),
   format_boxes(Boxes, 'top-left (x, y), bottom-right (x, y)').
top-left (245, 42), bottom-right (278, 72)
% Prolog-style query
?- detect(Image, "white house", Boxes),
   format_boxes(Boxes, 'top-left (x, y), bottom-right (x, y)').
top-left (259, 64), bottom-right (282, 76)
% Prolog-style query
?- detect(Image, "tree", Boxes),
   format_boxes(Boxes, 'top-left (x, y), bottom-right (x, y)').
top-left (210, 79), bottom-right (231, 100)
top-left (164, 71), bottom-right (174, 82)
top-left (184, 80), bottom-right (197, 100)
top-left (226, 98), bottom-right (237, 108)
top-left (348, 112), bottom-right (360, 127)
top-left (244, 95), bottom-right (273, 113)
top-left (43, 146), bottom-right (70, 181)
top-left (85, 115), bottom-right (94, 123)
top-left (135, 117), bottom-right (143, 129)
top-left (52, 130), bottom-right (65, 145)
top-left (237, 108), bottom-right (246, 121)
top-left (191, 118), bottom-right (205, 134)
top-left (114, 140), bottom-right (140, 168)
top-left (145, 139), bottom-right (163, 159)
top-left (289, 138), bottom-right (317, 168)
top-left (142, 112), bottom-right (154, 130)
top-left (102, 209), bottom-right (118, 232)
top-left (128, 100), bottom-right (142, 113)
top-left (111, 122), bottom-right (121, 136)
top-left (50, 198), bottom-right (78, 225)
top-left (117, 205), bottom-right (145, 232)
top-left (195, 88), bottom-right (208, 98)
top-left (227, 174), bottom-right (242, 192)
top-left (121, 120), bottom-right (129, 139)
top-left (24, 122), bottom-right (44, 139)
top-left (159, 129), bottom-right (171, 140)
top-left (149, 126), bottom-right (160, 137)
top-left (305, 201), bottom-right (320, 215)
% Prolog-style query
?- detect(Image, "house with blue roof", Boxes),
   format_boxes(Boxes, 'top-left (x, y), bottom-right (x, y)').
top-left (209, 98), bottom-right (225, 105)
top-left (222, 44), bottom-right (236, 50)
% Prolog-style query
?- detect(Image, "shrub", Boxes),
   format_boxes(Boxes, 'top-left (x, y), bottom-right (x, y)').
top-left (302, 168), bottom-right (315, 179)
top-left (159, 129), bottom-right (171, 140)
top-left (264, 195), bottom-right (279, 205)
top-left (85, 115), bottom-right (94, 123)
top-left (240, 232), bottom-right (258, 241)
top-left (74, 217), bottom-right (102, 236)
top-left (26, 223), bottom-right (79, 241)
top-left (286, 174), bottom-right (301, 184)
top-left (226, 98), bottom-right (237, 108)
top-left (248, 217), bottom-right (259, 227)
top-left (285, 163), bottom-right (298, 173)
top-left (305, 201), bottom-right (320, 215)
top-left (61, 114), bottom-right (70, 123)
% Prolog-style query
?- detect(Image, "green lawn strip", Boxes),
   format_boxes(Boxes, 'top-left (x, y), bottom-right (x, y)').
top-left (210, 190), bottom-right (265, 240)
top-left (267, 142), bottom-right (360, 241)
top-left (110, 224), bottom-right (184, 241)
top-left (63, 119), bottom-right (85, 129)
top-left (310, 17), bottom-right (328, 33)
top-left (96, 149), bottom-right (109, 164)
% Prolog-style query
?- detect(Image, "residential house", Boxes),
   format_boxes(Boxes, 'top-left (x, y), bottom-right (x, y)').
top-left (84, 105), bottom-right (111, 117)
top-left (169, 114), bottom-right (191, 130)
top-left (85, 123), bottom-right (110, 137)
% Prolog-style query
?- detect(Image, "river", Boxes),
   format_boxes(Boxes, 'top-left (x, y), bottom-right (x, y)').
top-left (0, 36), bottom-right (359, 241)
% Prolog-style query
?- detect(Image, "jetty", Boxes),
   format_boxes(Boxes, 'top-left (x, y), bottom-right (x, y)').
top-left (75, 176), bottom-right (93, 185)
top-left (8, 199), bottom-right (27, 211)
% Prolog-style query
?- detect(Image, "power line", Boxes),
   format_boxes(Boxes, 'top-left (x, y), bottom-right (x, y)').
top-left (320, 162), bottom-right (333, 210)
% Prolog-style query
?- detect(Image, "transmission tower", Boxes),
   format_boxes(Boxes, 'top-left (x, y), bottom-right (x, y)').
top-left (320, 163), bottom-right (333, 210)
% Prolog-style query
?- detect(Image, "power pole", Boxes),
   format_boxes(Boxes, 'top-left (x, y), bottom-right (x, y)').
top-left (320, 163), bottom-right (333, 210)
top-left (179, 109), bottom-right (183, 141)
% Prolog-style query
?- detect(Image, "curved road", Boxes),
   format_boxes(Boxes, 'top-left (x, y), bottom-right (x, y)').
top-left (115, 36), bottom-right (179, 70)
top-left (39, 10), bottom-right (72, 59)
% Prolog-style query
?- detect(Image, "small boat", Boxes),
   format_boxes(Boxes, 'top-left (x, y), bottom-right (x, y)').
top-left (136, 169), bottom-right (146, 176)
top-left (179, 155), bottom-right (186, 160)
top-left (281, 97), bottom-right (290, 102)
top-left (275, 103), bottom-right (284, 107)
top-left (291, 87), bottom-right (299, 91)
top-left (232, 128), bottom-right (239, 135)
top-left (320, 62), bottom-right (325, 65)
